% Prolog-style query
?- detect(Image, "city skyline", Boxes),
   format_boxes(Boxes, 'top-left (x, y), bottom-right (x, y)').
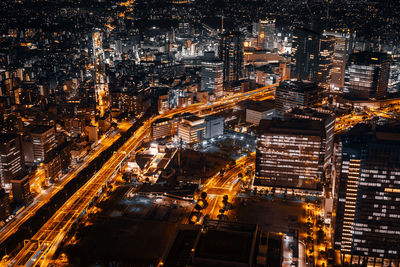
top-left (0, 0), bottom-right (399, 266)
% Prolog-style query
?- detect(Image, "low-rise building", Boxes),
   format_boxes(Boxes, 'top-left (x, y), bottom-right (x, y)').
top-left (152, 118), bottom-right (173, 140)
top-left (178, 116), bottom-right (206, 144)
top-left (245, 100), bottom-right (276, 125)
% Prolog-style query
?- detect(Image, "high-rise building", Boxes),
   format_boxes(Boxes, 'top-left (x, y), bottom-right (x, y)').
top-left (317, 35), bottom-right (335, 91)
top-left (254, 118), bottom-right (333, 192)
top-left (201, 60), bottom-right (224, 97)
top-left (253, 19), bottom-right (276, 51)
top-left (30, 125), bottom-right (57, 163)
top-left (218, 31), bottom-right (244, 89)
top-left (323, 31), bottom-right (355, 93)
top-left (334, 124), bottom-right (400, 266)
top-left (285, 107), bottom-right (335, 172)
top-left (0, 133), bottom-right (24, 187)
top-left (291, 27), bottom-right (321, 80)
top-left (344, 52), bottom-right (391, 100)
top-left (275, 80), bottom-right (323, 116)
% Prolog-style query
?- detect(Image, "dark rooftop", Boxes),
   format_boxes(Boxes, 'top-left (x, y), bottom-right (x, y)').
top-left (0, 133), bottom-right (19, 144)
top-left (194, 229), bottom-right (253, 263)
top-left (258, 118), bottom-right (325, 136)
top-left (349, 51), bottom-right (391, 65)
top-left (246, 99), bottom-right (275, 112)
top-left (30, 125), bottom-right (54, 134)
top-left (278, 79), bottom-right (320, 93)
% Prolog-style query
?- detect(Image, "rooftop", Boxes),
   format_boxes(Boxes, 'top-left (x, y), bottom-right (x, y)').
top-left (258, 118), bottom-right (325, 136)
top-left (278, 79), bottom-right (320, 93)
top-left (0, 133), bottom-right (19, 145)
top-left (349, 51), bottom-right (391, 65)
top-left (246, 99), bottom-right (275, 112)
top-left (30, 125), bottom-right (54, 134)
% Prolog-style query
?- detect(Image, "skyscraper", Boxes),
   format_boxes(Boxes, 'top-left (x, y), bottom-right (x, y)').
top-left (30, 125), bottom-right (57, 163)
top-left (324, 31), bottom-right (355, 93)
top-left (317, 35), bottom-right (335, 91)
top-left (253, 19), bottom-right (276, 51)
top-left (0, 133), bottom-right (24, 187)
top-left (344, 52), bottom-right (391, 100)
top-left (218, 31), bottom-right (244, 89)
top-left (200, 60), bottom-right (224, 97)
top-left (335, 124), bottom-right (400, 266)
top-left (291, 27), bottom-right (321, 80)
top-left (275, 80), bottom-right (323, 117)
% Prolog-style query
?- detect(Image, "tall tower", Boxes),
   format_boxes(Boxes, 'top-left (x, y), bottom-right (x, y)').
top-left (218, 31), bottom-right (244, 90)
top-left (317, 34), bottom-right (335, 91)
top-left (291, 27), bottom-right (321, 81)
top-left (324, 30), bottom-right (355, 93)
top-left (92, 30), bottom-right (109, 117)
top-left (201, 60), bottom-right (224, 97)
top-left (256, 19), bottom-right (276, 51)
top-left (335, 124), bottom-right (400, 265)
top-left (344, 52), bottom-right (391, 100)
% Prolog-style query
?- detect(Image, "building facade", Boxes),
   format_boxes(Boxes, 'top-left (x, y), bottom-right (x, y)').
top-left (152, 118), bottom-right (173, 140)
top-left (178, 116), bottom-right (206, 144)
top-left (334, 124), bottom-right (400, 266)
top-left (275, 80), bottom-right (323, 117)
top-left (201, 61), bottom-right (223, 97)
top-left (254, 118), bottom-right (332, 192)
top-left (0, 133), bottom-right (24, 187)
top-left (324, 31), bottom-right (355, 93)
top-left (30, 125), bottom-right (57, 163)
top-left (205, 115), bottom-right (224, 139)
top-left (218, 31), bottom-right (244, 89)
top-left (344, 52), bottom-right (391, 100)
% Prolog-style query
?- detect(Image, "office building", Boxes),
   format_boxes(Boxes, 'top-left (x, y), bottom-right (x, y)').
top-left (0, 133), bottom-right (24, 187)
top-left (205, 115), bottom-right (224, 139)
top-left (291, 27), bottom-right (321, 80)
top-left (344, 52), bottom-right (391, 100)
top-left (285, 107), bottom-right (335, 172)
top-left (30, 125), bottom-right (57, 163)
top-left (152, 118), bottom-right (173, 140)
top-left (253, 19), bottom-right (276, 51)
top-left (334, 124), bottom-right (400, 266)
top-left (254, 118), bottom-right (332, 192)
top-left (324, 31), bottom-right (355, 92)
top-left (317, 35), bottom-right (335, 90)
top-left (275, 80), bottom-right (323, 116)
top-left (245, 100), bottom-right (276, 125)
top-left (201, 61), bottom-right (224, 97)
top-left (10, 174), bottom-right (31, 203)
top-left (218, 31), bottom-right (244, 89)
top-left (178, 116), bottom-right (206, 144)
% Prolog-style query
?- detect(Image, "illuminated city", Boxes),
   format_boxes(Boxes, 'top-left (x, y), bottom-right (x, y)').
top-left (0, 0), bottom-right (399, 266)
